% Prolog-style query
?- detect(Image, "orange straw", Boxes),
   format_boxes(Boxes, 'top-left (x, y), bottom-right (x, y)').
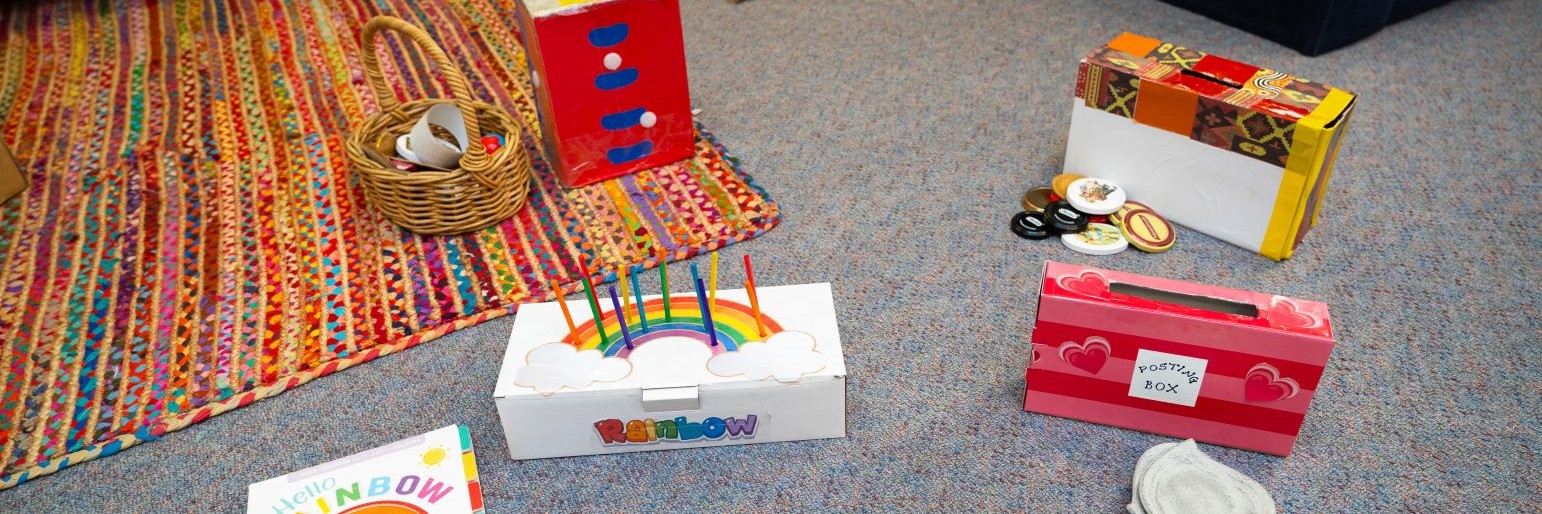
top-left (744, 280), bottom-right (768, 338)
top-left (550, 280), bottom-right (579, 345)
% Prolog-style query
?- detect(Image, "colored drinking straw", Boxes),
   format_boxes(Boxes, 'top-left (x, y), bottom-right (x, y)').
top-left (657, 250), bottom-right (672, 321)
top-left (550, 280), bottom-right (578, 344)
top-left (694, 277), bottom-right (719, 347)
top-left (618, 264), bottom-right (632, 317)
top-left (745, 279), bottom-right (768, 338)
top-left (742, 254), bottom-right (758, 289)
top-left (608, 285), bottom-right (634, 350)
top-left (577, 261), bottom-right (609, 347)
top-left (708, 252), bottom-right (719, 313)
top-left (629, 265), bottom-right (648, 331)
top-left (690, 262), bottom-right (701, 291)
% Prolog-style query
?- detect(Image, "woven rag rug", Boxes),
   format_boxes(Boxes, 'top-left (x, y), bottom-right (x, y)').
top-left (0, 0), bottom-right (779, 488)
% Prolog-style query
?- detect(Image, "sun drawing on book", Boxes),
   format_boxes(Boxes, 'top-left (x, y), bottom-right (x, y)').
top-left (420, 446), bottom-right (447, 467)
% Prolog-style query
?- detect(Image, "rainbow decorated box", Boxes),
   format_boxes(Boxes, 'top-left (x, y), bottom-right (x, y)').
top-left (1064, 33), bottom-right (1357, 260)
top-left (513, 0), bottom-right (696, 187)
top-left (494, 283), bottom-right (847, 459)
top-left (1025, 261), bottom-right (1335, 456)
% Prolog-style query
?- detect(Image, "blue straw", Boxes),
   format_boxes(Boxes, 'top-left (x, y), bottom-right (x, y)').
top-left (608, 285), bottom-right (634, 350)
top-left (690, 262), bottom-right (701, 290)
top-left (629, 265), bottom-right (648, 331)
top-left (693, 277), bottom-right (719, 347)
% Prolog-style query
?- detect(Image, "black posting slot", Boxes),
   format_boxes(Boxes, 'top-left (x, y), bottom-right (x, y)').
top-left (1179, 68), bottom-right (1243, 89)
top-left (1109, 282), bottom-right (1259, 318)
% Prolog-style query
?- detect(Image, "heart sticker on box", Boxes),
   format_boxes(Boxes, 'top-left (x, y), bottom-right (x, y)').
top-left (1058, 270), bottom-right (1109, 297)
top-left (1059, 337), bottom-right (1111, 375)
top-left (1244, 363), bottom-right (1300, 402)
top-left (1266, 297), bottom-right (1321, 330)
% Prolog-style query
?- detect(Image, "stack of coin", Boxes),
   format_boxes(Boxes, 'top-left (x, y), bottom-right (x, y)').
top-left (1012, 174), bottom-right (1178, 255)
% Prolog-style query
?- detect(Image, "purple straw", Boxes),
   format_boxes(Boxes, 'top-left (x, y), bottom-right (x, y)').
top-left (608, 285), bottom-right (634, 350)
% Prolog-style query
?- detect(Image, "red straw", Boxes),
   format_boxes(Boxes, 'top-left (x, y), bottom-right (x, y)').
top-left (742, 254), bottom-right (757, 288)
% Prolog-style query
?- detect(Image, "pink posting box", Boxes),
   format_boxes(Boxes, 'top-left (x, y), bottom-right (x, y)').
top-left (1025, 261), bottom-right (1334, 456)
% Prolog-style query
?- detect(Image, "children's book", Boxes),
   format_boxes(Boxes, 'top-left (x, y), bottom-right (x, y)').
top-left (247, 425), bottom-right (485, 514)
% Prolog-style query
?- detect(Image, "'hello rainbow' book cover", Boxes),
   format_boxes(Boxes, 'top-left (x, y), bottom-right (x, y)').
top-left (247, 425), bottom-right (485, 514)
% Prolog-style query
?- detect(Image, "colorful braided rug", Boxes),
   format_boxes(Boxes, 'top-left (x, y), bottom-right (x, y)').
top-left (0, 0), bottom-right (778, 488)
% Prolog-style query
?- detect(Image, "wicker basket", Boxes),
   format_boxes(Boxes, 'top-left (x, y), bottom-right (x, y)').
top-left (344, 16), bottom-right (532, 235)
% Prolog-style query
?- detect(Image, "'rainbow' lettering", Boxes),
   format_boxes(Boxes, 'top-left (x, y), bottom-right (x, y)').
top-left (594, 415), bottom-right (759, 445)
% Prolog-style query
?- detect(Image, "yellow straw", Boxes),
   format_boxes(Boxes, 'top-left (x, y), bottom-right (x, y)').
top-left (745, 280), bottom-right (768, 338)
top-left (708, 252), bottom-right (719, 313)
top-left (618, 265), bottom-right (632, 318)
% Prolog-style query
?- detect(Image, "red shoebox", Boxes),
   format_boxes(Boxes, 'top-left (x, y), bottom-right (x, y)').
top-left (1025, 261), bottom-right (1334, 456)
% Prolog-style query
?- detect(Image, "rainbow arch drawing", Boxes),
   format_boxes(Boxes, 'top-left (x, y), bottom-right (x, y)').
top-left (565, 298), bottom-right (783, 357)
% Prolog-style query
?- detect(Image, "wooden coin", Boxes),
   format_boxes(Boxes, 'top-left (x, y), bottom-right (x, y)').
top-left (1020, 187), bottom-right (1055, 212)
top-left (1052, 173), bottom-right (1085, 198)
top-left (1061, 223), bottom-right (1128, 255)
top-left (1119, 208), bottom-right (1176, 253)
top-left (1111, 200), bottom-right (1154, 227)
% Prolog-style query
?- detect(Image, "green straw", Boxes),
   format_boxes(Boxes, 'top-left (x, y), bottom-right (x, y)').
top-left (658, 255), bottom-right (672, 321)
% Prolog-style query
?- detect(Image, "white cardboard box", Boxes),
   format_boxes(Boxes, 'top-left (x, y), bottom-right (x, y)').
top-left (494, 283), bottom-right (847, 459)
top-left (1065, 98), bottom-right (1284, 252)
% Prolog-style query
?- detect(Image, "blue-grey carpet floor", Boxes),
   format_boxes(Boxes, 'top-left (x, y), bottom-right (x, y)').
top-left (2, 0), bottom-right (1538, 512)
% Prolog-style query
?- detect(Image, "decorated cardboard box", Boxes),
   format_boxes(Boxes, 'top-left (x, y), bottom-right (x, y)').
top-left (1064, 33), bottom-right (1357, 260)
top-left (1025, 261), bottom-right (1334, 456)
top-left (513, 0), bottom-right (695, 187)
top-left (495, 283), bottom-right (847, 459)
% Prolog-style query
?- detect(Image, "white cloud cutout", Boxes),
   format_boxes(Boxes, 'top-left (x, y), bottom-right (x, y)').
top-left (626, 338), bottom-right (713, 387)
top-left (707, 331), bottom-right (826, 383)
top-left (513, 343), bottom-right (631, 394)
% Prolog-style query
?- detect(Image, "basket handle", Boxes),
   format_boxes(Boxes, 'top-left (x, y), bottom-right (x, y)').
top-left (360, 16), bottom-right (488, 166)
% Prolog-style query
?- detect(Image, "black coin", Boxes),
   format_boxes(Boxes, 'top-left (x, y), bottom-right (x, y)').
top-left (1046, 201), bottom-right (1089, 233)
top-left (1011, 211), bottom-right (1053, 240)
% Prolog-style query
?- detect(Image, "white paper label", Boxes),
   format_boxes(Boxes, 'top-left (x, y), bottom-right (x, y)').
top-left (1128, 349), bottom-right (1208, 407)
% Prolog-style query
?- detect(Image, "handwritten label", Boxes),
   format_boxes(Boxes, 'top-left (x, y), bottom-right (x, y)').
top-left (1128, 349), bottom-right (1208, 407)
